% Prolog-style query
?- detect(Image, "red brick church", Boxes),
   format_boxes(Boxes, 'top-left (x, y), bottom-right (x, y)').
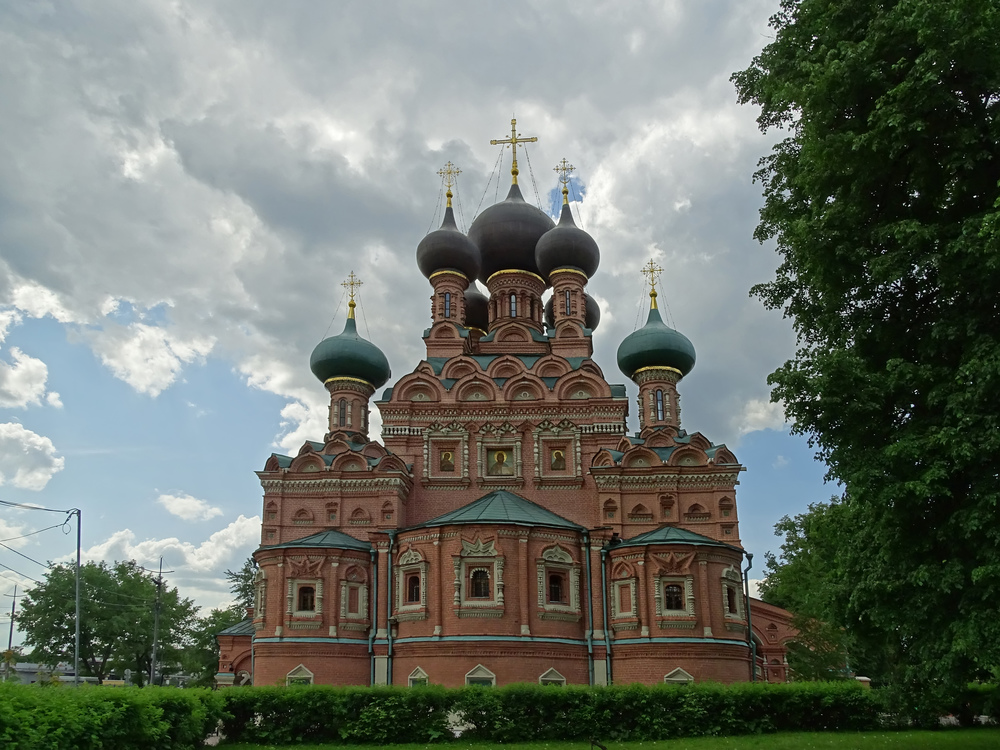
top-left (217, 126), bottom-right (795, 688)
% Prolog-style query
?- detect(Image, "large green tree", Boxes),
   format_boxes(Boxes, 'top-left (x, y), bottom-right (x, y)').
top-left (734, 0), bottom-right (1000, 704)
top-left (18, 561), bottom-right (197, 684)
top-left (224, 557), bottom-right (257, 611)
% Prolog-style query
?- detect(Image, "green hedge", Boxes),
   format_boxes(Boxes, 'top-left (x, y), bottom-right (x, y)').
top-left (0, 683), bottom-right (223, 750)
top-left (218, 681), bottom-right (881, 745)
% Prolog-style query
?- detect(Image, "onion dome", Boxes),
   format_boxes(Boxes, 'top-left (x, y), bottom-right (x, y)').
top-left (464, 282), bottom-right (489, 331)
top-left (310, 306), bottom-right (391, 388)
top-left (544, 293), bottom-right (602, 331)
top-left (416, 205), bottom-right (481, 281)
top-left (535, 202), bottom-right (600, 280)
top-left (617, 297), bottom-right (696, 380)
top-left (468, 183), bottom-right (555, 284)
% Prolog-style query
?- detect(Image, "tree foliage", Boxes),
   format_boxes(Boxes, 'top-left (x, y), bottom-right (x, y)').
top-left (17, 561), bottom-right (197, 684)
top-left (734, 0), bottom-right (1000, 702)
top-left (224, 557), bottom-right (257, 611)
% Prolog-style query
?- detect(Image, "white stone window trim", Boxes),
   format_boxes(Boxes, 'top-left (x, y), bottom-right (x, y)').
top-left (408, 666), bottom-right (429, 687)
top-left (453, 538), bottom-right (505, 608)
top-left (423, 426), bottom-right (470, 481)
top-left (254, 568), bottom-right (267, 622)
top-left (465, 664), bottom-right (496, 686)
top-left (664, 667), bottom-right (694, 684)
top-left (721, 565), bottom-right (745, 619)
top-left (532, 421), bottom-right (583, 480)
top-left (654, 575), bottom-right (695, 617)
top-left (340, 579), bottom-right (369, 620)
top-left (610, 578), bottom-right (638, 619)
top-left (535, 546), bottom-right (581, 615)
top-left (288, 578), bottom-right (322, 618)
top-left (286, 663), bottom-right (314, 686)
top-left (396, 549), bottom-right (429, 613)
top-left (477, 438), bottom-right (523, 480)
top-left (539, 667), bottom-right (566, 685)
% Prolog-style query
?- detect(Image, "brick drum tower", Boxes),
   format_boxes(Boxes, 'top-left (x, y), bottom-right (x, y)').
top-left (216, 123), bottom-right (795, 688)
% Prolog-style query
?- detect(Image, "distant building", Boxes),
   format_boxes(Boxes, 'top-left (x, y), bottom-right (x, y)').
top-left (217, 128), bottom-right (794, 688)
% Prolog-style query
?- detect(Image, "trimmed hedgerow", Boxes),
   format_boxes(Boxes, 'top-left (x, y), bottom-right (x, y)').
top-left (217, 680), bottom-right (882, 745)
top-left (0, 683), bottom-right (223, 750)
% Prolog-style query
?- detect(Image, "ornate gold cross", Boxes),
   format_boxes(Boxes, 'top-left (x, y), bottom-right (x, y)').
top-left (342, 271), bottom-right (363, 318)
top-left (640, 259), bottom-right (664, 309)
top-left (437, 161), bottom-right (461, 207)
top-left (553, 158), bottom-right (575, 204)
top-left (490, 118), bottom-right (538, 185)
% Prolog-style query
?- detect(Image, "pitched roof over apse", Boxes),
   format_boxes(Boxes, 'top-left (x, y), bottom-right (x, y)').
top-left (414, 489), bottom-right (584, 531)
top-left (258, 529), bottom-right (373, 552)
top-left (217, 618), bottom-right (256, 637)
top-left (618, 525), bottom-right (741, 551)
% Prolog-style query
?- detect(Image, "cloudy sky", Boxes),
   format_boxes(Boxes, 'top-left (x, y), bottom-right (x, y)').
top-left (0, 0), bottom-right (833, 638)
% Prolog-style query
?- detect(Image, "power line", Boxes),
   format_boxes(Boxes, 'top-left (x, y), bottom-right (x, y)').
top-left (0, 541), bottom-right (50, 569)
top-left (0, 562), bottom-right (41, 585)
top-left (0, 522), bottom-right (68, 543)
top-left (0, 499), bottom-right (72, 514)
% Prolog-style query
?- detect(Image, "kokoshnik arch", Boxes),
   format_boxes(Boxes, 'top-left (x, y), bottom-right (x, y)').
top-left (216, 121), bottom-right (795, 688)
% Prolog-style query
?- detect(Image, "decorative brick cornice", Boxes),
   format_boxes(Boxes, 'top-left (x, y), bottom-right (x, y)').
top-left (260, 477), bottom-right (410, 494)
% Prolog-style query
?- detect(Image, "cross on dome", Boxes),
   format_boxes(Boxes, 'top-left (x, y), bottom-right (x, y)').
top-left (490, 118), bottom-right (538, 185)
top-left (640, 259), bottom-right (664, 309)
top-left (342, 271), bottom-right (363, 318)
top-left (437, 161), bottom-right (461, 207)
top-left (554, 158), bottom-right (575, 204)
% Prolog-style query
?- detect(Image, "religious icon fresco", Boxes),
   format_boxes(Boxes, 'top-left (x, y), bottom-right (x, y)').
top-left (487, 450), bottom-right (514, 476)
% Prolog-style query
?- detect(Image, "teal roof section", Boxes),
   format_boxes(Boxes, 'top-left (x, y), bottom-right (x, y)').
top-left (310, 316), bottom-right (391, 388)
top-left (616, 305), bottom-right (696, 380)
top-left (610, 384), bottom-right (627, 398)
top-left (218, 618), bottom-right (255, 637)
top-left (259, 529), bottom-right (372, 552)
top-left (618, 525), bottom-right (740, 551)
top-left (414, 490), bottom-right (584, 531)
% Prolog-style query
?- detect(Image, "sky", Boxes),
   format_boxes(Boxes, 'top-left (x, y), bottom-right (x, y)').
top-left (0, 0), bottom-right (835, 644)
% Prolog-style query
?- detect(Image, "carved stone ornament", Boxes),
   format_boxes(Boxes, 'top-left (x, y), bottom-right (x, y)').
top-left (542, 546), bottom-right (573, 564)
top-left (289, 557), bottom-right (325, 578)
top-left (398, 549), bottom-right (423, 565)
top-left (461, 538), bottom-right (497, 557)
top-left (655, 551), bottom-right (696, 576)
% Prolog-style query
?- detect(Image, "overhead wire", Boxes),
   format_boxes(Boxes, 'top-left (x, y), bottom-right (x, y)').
top-left (0, 523), bottom-right (66, 543)
top-left (522, 145), bottom-right (543, 210)
top-left (0, 562), bottom-right (41, 585)
top-left (0, 499), bottom-right (71, 514)
top-left (318, 287), bottom-right (348, 342)
top-left (474, 149), bottom-right (504, 220)
top-left (0, 542), bottom-right (49, 569)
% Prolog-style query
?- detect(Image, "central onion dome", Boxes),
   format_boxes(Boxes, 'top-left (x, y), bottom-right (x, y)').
top-left (617, 298), bottom-right (696, 380)
top-left (468, 183), bottom-right (555, 284)
top-left (310, 308), bottom-right (391, 388)
top-left (544, 294), bottom-right (602, 331)
top-left (416, 205), bottom-right (481, 281)
top-left (463, 281), bottom-right (489, 332)
top-left (535, 201), bottom-right (600, 280)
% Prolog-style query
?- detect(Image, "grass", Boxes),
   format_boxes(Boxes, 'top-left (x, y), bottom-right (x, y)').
top-left (220, 727), bottom-right (1000, 750)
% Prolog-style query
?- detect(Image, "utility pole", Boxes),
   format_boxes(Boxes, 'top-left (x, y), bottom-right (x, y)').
top-left (149, 557), bottom-right (162, 687)
top-left (4, 585), bottom-right (15, 683)
top-left (73, 509), bottom-right (81, 688)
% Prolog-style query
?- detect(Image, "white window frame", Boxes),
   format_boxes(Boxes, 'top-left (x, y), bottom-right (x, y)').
top-left (654, 575), bottom-right (695, 618)
top-left (535, 546), bottom-right (581, 620)
top-left (408, 666), bottom-right (429, 687)
top-left (465, 664), bottom-right (496, 686)
top-left (453, 538), bottom-right (505, 614)
top-left (664, 667), bottom-right (694, 684)
top-left (395, 549), bottom-right (429, 621)
top-left (722, 565), bottom-right (745, 619)
top-left (286, 664), bottom-right (314, 686)
top-left (539, 667), bottom-right (566, 686)
top-left (288, 579), bottom-right (322, 618)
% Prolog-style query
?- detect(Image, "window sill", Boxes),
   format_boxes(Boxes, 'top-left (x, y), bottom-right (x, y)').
top-left (456, 607), bottom-right (504, 618)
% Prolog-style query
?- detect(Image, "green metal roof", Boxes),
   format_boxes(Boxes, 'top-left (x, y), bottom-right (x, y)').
top-left (618, 525), bottom-right (740, 551)
top-left (218, 618), bottom-right (255, 637)
top-left (258, 529), bottom-right (372, 552)
top-left (413, 490), bottom-right (584, 531)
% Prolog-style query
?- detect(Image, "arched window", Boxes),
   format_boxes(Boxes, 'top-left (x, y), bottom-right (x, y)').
top-left (338, 398), bottom-right (346, 427)
top-left (664, 584), bottom-right (683, 611)
top-left (656, 390), bottom-right (664, 421)
top-left (444, 292), bottom-right (451, 318)
top-left (406, 574), bottom-right (421, 603)
top-left (564, 290), bottom-right (571, 315)
top-left (297, 586), bottom-right (315, 612)
top-left (727, 586), bottom-right (738, 615)
top-left (470, 568), bottom-right (490, 598)
top-left (548, 573), bottom-right (565, 603)
top-left (509, 293), bottom-right (517, 317)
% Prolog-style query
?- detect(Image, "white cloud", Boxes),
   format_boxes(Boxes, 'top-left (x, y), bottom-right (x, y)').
top-left (156, 492), bottom-right (224, 522)
top-left (747, 578), bottom-right (763, 599)
top-left (80, 515), bottom-right (261, 573)
top-left (736, 398), bottom-right (788, 435)
top-left (87, 323), bottom-right (215, 397)
top-left (0, 422), bottom-right (65, 490)
top-left (0, 310), bottom-right (22, 343)
top-left (9, 282), bottom-right (82, 324)
top-left (0, 518), bottom-right (29, 549)
top-left (0, 347), bottom-right (51, 407)
top-left (772, 455), bottom-right (789, 469)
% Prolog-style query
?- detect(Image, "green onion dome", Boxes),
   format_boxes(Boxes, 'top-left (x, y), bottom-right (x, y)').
top-left (535, 202), bottom-right (600, 280)
top-left (309, 311), bottom-right (391, 388)
top-left (616, 302), bottom-right (695, 380)
top-left (464, 281), bottom-right (489, 332)
top-left (468, 183), bottom-right (555, 284)
top-left (416, 205), bottom-right (481, 281)
top-left (544, 293), bottom-right (601, 331)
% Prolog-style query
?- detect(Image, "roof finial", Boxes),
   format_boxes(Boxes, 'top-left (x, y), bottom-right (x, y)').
top-left (341, 271), bottom-right (363, 320)
top-left (640, 259), bottom-right (663, 310)
top-left (437, 161), bottom-right (461, 208)
top-left (490, 117), bottom-right (538, 186)
top-left (554, 158), bottom-right (575, 205)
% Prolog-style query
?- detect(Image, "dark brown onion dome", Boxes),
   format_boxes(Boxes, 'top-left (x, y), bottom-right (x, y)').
top-left (468, 183), bottom-right (555, 284)
top-left (310, 314), bottom-right (391, 388)
top-left (464, 281), bottom-right (489, 331)
top-left (543, 293), bottom-right (601, 331)
top-left (535, 202), bottom-right (600, 280)
top-left (416, 205), bottom-right (481, 280)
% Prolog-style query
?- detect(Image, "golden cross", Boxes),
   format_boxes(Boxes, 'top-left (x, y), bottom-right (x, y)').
top-left (490, 118), bottom-right (538, 185)
top-left (553, 158), bottom-right (575, 204)
top-left (437, 161), bottom-right (461, 207)
top-left (640, 259), bottom-right (664, 309)
top-left (342, 271), bottom-right (363, 319)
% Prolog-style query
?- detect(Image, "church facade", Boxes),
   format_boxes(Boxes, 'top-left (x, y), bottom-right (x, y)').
top-left (216, 133), bottom-right (795, 688)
